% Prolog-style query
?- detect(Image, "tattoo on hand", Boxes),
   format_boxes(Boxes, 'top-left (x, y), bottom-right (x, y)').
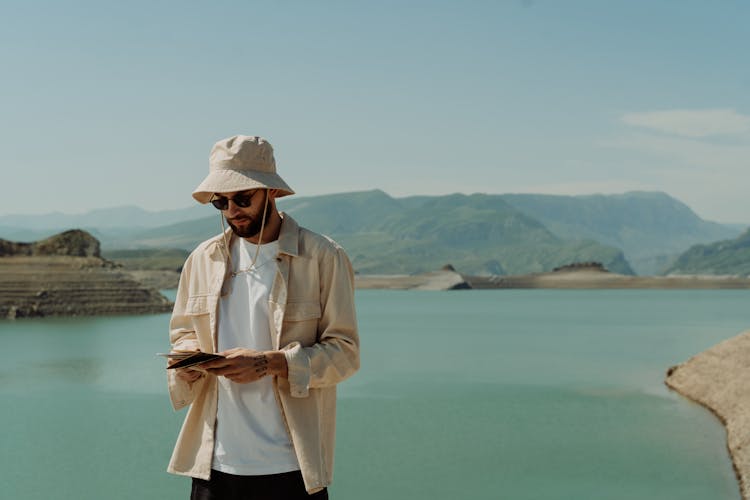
top-left (255, 355), bottom-right (269, 375)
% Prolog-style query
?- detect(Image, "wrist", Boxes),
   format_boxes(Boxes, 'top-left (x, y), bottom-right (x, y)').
top-left (266, 351), bottom-right (288, 378)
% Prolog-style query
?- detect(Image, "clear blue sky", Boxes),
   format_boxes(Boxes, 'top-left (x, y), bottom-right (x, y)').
top-left (1, 0), bottom-right (748, 223)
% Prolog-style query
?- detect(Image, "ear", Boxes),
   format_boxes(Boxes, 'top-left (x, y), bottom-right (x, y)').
top-left (267, 188), bottom-right (282, 200)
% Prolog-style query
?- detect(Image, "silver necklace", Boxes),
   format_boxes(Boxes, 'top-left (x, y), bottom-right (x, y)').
top-left (231, 256), bottom-right (276, 277)
top-left (231, 240), bottom-right (278, 277)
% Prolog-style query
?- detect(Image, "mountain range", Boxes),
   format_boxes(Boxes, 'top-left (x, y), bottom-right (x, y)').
top-left (0, 190), bottom-right (745, 276)
top-left (500, 191), bottom-right (735, 274)
top-left (664, 229), bottom-right (750, 276)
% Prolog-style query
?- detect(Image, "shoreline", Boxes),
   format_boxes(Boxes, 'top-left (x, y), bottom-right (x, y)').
top-left (356, 269), bottom-right (750, 291)
top-left (665, 330), bottom-right (750, 500)
top-left (133, 268), bottom-right (750, 292)
top-left (0, 256), bottom-right (172, 319)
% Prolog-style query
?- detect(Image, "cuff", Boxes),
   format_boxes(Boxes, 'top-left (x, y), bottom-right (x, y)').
top-left (282, 342), bottom-right (311, 398)
top-left (167, 368), bottom-right (196, 410)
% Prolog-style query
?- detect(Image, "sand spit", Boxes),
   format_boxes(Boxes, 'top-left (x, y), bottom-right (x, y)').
top-left (356, 269), bottom-right (471, 290)
top-left (666, 331), bottom-right (750, 500)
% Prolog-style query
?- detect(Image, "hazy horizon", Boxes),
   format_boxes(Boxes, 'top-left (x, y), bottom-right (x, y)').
top-left (2, 1), bottom-right (748, 222)
top-left (1, 188), bottom-right (748, 227)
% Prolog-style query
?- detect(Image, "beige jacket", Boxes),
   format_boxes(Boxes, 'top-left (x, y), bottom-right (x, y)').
top-left (167, 213), bottom-right (360, 494)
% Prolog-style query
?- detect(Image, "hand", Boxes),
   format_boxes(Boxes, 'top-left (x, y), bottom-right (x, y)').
top-left (201, 348), bottom-right (288, 384)
top-left (168, 359), bottom-right (206, 385)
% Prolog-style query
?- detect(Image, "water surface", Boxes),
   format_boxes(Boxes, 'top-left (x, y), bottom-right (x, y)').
top-left (1, 290), bottom-right (746, 499)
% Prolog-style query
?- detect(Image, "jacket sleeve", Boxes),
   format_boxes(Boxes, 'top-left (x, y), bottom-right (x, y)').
top-left (282, 244), bottom-right (360, 398)
top-left (166, 253), bottom-right (202, 410)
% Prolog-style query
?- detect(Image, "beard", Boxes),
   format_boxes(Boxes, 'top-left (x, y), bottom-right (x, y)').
top-left (226, 205), bottom-right (272, 239)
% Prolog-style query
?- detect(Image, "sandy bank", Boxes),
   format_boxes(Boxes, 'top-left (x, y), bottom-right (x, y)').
top-left (355, 270), bottom-right (470, 291)
top-left (666, 330), bottom-right (750, 499)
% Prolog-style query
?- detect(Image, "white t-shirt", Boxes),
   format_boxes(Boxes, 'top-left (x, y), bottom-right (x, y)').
top-left (212, 237), bottom-right (299, 476)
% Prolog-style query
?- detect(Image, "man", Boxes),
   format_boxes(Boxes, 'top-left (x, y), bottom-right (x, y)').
top-left (166, 135), bottom-right (360, 499)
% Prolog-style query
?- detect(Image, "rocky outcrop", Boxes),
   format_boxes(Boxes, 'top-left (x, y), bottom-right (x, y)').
top-left (552, 261), bottom-right (608, 272)
top-left (0, 231), bottom-right (172, 319)
top-left (665, 331), bottom-right (750, 499)
top-left (0, 229), bottom-right (101, 257)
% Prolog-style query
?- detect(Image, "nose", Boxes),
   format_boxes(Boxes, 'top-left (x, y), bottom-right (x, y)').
top-left (224, 200), bottom-right (244, 217)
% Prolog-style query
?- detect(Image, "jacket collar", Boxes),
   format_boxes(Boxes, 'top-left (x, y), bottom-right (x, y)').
top-left (277, 212), bottom-right (300, 257)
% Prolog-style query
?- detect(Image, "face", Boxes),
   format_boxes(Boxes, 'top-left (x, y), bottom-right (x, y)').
top-left (211, 189), bottom-right (272, 238)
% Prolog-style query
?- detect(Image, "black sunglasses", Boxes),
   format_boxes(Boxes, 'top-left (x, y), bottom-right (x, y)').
top-left (210, 190), bottom-right (261, 210)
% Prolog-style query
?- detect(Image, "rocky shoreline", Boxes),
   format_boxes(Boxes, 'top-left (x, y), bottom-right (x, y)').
top-left (0, 230), bottom-right (172, 319)
top-left (0, 255), bottom-right (173, 319)
top-left (666, 331), bottom-right (750, 500)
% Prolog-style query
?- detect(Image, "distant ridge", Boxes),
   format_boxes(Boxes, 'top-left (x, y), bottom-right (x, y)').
top-left (284, 191), bottom-right (635, 276)
top-left (0, 204), bottom-right (207, 231)
top-left (501, 191), bottom-right (737, 274)
top-left (0, 190), bottom-right (742, 276)
top-left (665, 228), bottom-right (750, 276)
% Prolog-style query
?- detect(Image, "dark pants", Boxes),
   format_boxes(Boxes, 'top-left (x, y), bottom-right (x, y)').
top-left (191, 469), bottom-right (329, 500)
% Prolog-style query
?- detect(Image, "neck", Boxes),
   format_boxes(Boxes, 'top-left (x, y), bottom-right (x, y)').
top-left (244, 209), bottom-right (282, 244)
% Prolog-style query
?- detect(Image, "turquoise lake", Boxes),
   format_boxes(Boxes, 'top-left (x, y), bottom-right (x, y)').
top-left (1, 289), bottom-right (748, 499)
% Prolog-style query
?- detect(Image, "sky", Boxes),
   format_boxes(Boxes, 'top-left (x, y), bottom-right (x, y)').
top-left (1, 0), bottom-right (748, 223)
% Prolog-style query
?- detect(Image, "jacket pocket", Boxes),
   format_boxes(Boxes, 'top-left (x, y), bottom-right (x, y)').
top-left (282, 301), bottom-right (321, 346)
top-left (283, 301), bottom-right (321, 322)
top-left (184, 295), bottom-right (213, 351)
top-left (185, 295), bottom-right (210, 315)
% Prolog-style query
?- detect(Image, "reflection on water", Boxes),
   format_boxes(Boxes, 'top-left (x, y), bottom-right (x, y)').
top-left (35, 357), bottom-right (104, 384)
top-left (0, 358), bottom-right (103, 389)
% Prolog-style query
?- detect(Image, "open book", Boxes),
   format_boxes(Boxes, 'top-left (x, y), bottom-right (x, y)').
top-left (158, 351), bottom-right (225, 370)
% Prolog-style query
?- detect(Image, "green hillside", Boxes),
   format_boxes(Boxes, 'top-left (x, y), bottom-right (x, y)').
top-left (281, 191), bottom-right (631, 275)
top-left (278, 189), bottom-right (402, 234)
top-left (3, 190), bottom-right (741, 276)
top-left (501, 191), bottom-right (738, 274)
top-left (114, 190), bottom-right (634, 276)
top-left (324, 194), bottom-right (632, 275)
top-left (98, 190), bottom-right (745, 276)
top-left (663, 229), bottom-right (750, 276)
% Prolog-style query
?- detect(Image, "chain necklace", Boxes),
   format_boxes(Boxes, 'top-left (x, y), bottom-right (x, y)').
top-left (231, 256), bottom-right (277, 277)
top-left (231, 237), bottom-right (279, 278)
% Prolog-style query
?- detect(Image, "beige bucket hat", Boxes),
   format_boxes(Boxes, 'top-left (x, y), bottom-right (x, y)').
top-left (192, 135), bottom-right (295, 203)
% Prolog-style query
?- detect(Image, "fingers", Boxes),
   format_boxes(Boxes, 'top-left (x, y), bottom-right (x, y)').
top-left (220, 347), bottom-right (245, 356)
top-left (204, 351), bottom-right (271, 383)
top-left (176, 368), bottom-right (204, 383)
top-left (172, 349), bottom-right (271, 384)
top-left (200, 357), bottom-right (232, 371)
